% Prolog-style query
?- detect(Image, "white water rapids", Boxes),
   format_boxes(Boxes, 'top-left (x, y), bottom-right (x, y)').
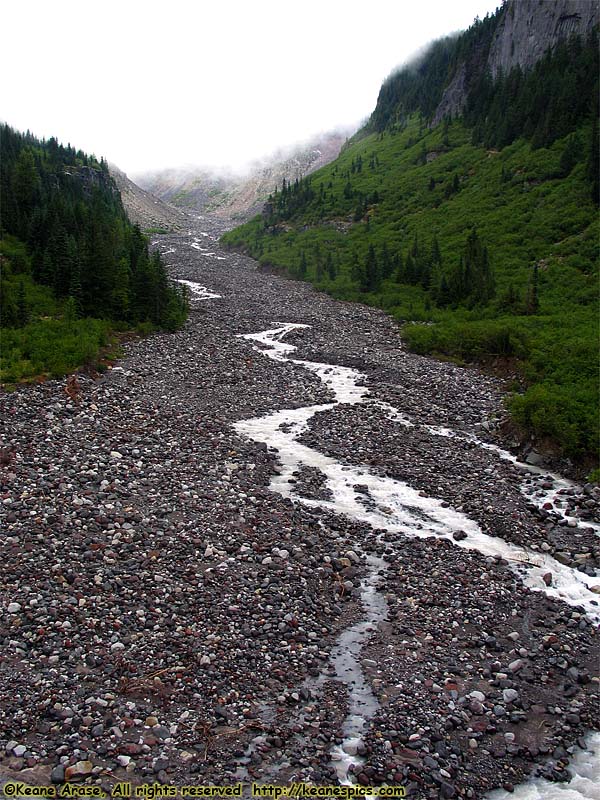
top-left (420, 424), bottom-right (600, 538)
top-left (487, 732), bottom-right (600, 800)
top-left (176, 279), bottom-right (221, 300)
top-left (232, 322), bottom-right (600, 792)
top-left (235, 324), bottom-right (600, 616)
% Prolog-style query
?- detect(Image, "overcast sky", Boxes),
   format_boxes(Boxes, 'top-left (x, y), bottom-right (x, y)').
top-left (2, 0), bottom-right (500, 176)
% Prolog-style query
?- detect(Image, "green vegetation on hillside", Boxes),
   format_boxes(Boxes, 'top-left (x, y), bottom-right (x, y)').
top-left (222, 32), bottom-right (599, 465)
top-left (1, 125), bottom-right (188, 382)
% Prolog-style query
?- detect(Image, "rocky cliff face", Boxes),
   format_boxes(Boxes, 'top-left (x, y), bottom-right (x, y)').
top-left (488, 0), bottom-right (599, 78)
top-left (431, 64), bottom-right (467, 126)
top-left (433, 0), bottom-right (599, 124)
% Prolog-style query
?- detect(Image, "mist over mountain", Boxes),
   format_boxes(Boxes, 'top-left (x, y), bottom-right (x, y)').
top-left (136, 129), bottom-right (353, 222)
top-left (369, 0), bottom-right (599, 130)
top-left (109, 163), bottom-right (187, 231)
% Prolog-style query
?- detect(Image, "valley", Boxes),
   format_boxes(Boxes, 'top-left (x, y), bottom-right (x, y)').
top-left (2, 0), bottom-right (599, 796)
top-left (1, 215), bottom-right (598, 797)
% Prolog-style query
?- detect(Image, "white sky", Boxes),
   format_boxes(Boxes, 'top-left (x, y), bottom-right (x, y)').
top-left (1, 0), bottom-right (500, 176)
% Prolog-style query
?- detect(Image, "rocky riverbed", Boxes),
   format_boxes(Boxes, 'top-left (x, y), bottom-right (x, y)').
top-left (1, 217), bottom-right (598, 798)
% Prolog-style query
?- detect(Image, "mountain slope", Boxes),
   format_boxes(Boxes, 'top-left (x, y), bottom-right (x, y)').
top-left (209, 131), bottom-right (351, 220)
top-left (429, 0), bottom-right (599, 124)
top-left (222, 6), bottom-right (599, 466)
top-left (368, 1), bottom-right (599, 134)
top-left (135, 167), bottom-right (235, 215)
top-left (109, 164), bottom-right (187, 231)
top-left (137, 129), bottom-right (351, 222)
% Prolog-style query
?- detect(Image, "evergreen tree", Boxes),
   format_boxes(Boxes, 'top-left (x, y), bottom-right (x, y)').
top-left (394, 252), bottom-right (405, 283)
top-left (497, 282), bottom-right (522, 313)
top-left (49, 226), bottom-right (71, 296)
top-left (404, 252), bottom-right (416, 284)
top-left (436, 273), bottom-right (451, 307)
top-left (69, 259), bottom-right (83, 316)
top-left (380, 242), bottom-right (393, 280)
top-left (440, 229), bottom-right (494, 307)
top-left (350, 250), bottom-right (364, 287)
top-left (64, 296), bottom-right (78, 326)
top-left (526, 261), bottom-right (540, 314)
top-left (17, 280), bottom-right (29, 327)
top-left (1, 122), bottom-right (187, 334)
top-left (111, 257), bottom-right (130, 320)
top-left (560, 132), bottom-right (581, 176)
top-left (364, 244), bottom-right (380, 292)
top-left (587, 118), bottom-right (599, 204)
top-left (326, 252), bottom-right (336, 281)
top-left (299, 251), bottom-right (307, 278)
top-left (314, 242), bottom-right (323, 281)
top-left (430, 235), bottom-right (442, 268)
top-left (462, 228), bottom-right (495, 304)
top-left (13, 148), bottom-right (39, 239)
top-left (41, 251), bottom-right (54, 286)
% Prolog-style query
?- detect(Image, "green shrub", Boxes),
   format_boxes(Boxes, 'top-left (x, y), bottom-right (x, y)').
top-left (0, 318), bottom-right (109, 382)
top-left (136, 321), bottom-right (156, 337)
top-left (402, 318), bottom-right (529, 360)
top-left (508, 381), bottom-right (598, 460)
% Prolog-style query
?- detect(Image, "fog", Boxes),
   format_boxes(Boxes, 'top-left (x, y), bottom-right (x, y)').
top-left (1, 0), bottom-right (500, 174)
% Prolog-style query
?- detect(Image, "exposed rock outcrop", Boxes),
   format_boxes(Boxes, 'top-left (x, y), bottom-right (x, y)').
top-left (62, 164), bottom-right (119, 198)
top-left (77, 165), bottom-right (118, 197)
top-left (431, 63), bottom-right (467, 125)
top-left (432, 0), bottom-right (599, 125)
top-left (488, 0), bottom-right (599, 78)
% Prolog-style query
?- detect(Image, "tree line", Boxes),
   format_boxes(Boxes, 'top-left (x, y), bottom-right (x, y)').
top-left (1, 124), bottom-right (187, 331)
top-left (466, 32), bottom-right (599, 159)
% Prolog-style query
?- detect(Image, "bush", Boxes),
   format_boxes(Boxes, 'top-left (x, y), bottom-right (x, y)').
top-left (135, 321), bottom-right (156, 337)
top-left (403, 314), bottom-right (599, 460)
top-left (0, 318), bottom-right (109, 382)
top-left (402, 318), bottom-right (529, 360)
top-left (508, 381), bottom-right (598, 460)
